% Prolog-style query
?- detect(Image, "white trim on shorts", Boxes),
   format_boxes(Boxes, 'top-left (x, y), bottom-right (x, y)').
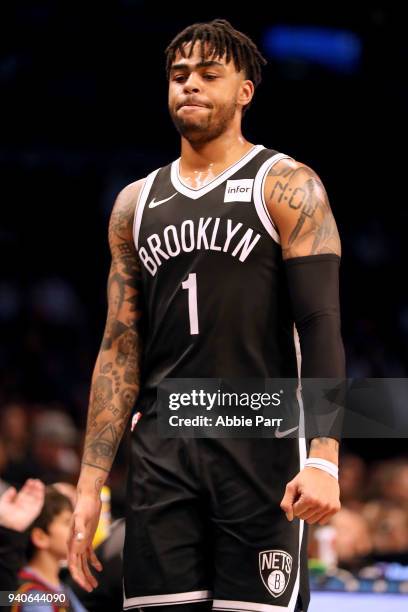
top-left (213, 598), bottom-right (297, 612)
top-left (253, 153), bottom-right (293, 245)
top-left (286, 325), bottom-right (307, 612)
top-left (123, 589), bottom-right (213, 610)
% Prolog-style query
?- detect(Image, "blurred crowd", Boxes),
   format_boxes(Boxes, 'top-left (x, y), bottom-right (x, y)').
top-left (1, 398), bottom-right (408, 568)
top-left (309, 452), bottom-right (408, 569)
top-left (1, 396), bottom-right (408, 610)
top-left (0, 402), bottom-right (128, 518)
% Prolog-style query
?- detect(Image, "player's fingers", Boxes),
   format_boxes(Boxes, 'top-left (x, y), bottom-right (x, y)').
top-left (68, 551), bottom-right (88, 591)
top-left (280, 481), bottom-right (297, 521)
top-left (70, 551), bottom-right (95, 593)
top-left (301, 499), bottom-right (340, 521)
top-left (88, 545), bottom-right (103, 572)
top-left (302, 509), bottom-right (327, 524)
top-left (299, 507), bottom-right (318, 522)
top-left (80, 551), bottom-right (98, 591)
top-left (301, 497), bottom-right (339, 523)
top-left (317, 508), bottom-right (338, 526)
top-left (293, 495), bottom-right (314, 518)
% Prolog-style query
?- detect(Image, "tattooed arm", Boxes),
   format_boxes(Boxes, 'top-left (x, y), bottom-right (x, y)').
top-left (264, 157), bottom-right (341, 259)
top-left (68, 178), bottom-right (145, 591)
top-left (265, 159), bottom-right (344, 524)
top-left (79, 178), bottom-right (145, 487)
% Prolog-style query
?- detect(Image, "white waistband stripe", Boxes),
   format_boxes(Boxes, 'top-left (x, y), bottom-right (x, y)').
top-left (213, 598), bottom-right (291, 612)
top-left (124, 589), bottom-right (212, 609)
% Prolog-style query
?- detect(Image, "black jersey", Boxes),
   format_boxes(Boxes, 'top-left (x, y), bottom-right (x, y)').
top-left (134, 145), bottom-right (300, 409)
top-left (125, 145), bottom-right (309, 611)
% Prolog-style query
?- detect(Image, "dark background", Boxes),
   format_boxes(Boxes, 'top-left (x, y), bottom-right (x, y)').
top-left (0, 4), bottom-right (406, 501)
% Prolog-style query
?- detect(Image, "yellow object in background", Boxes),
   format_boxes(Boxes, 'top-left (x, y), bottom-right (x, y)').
top-left (92, 485), bottom-right (111, 548)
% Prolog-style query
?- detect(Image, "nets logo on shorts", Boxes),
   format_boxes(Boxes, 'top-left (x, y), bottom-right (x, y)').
top-left (259, 549), bottom-right (293, 598)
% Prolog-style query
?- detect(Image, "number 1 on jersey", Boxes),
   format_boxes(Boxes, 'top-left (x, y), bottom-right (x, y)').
top-left (182, 273), bottom-right (199, 335)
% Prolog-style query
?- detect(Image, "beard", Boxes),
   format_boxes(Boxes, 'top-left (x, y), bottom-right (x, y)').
top-left (169, 98), bottom-right (238, 145)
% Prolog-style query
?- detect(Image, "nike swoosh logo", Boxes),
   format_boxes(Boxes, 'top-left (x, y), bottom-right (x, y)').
top-left (148, 193), bottom-right (177, 208)
top-left (275, 425), bottom-right (299, 439)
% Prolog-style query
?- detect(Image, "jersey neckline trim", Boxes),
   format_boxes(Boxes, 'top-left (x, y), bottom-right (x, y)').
top-left (170, 144), bottom-right (265, 200)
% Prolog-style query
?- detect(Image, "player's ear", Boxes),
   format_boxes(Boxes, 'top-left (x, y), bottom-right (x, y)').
top-left (237, 79), bottom-right (254, 108)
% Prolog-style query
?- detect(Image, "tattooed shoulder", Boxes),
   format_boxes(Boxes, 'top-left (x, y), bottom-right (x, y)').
top-left (264, 158), bottom-right (341, 259)
top-left (108, 178), bottom-right (146, 250)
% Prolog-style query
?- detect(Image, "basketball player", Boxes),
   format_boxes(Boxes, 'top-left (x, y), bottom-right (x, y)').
top-left (68, 19), bottom-right (345, 612)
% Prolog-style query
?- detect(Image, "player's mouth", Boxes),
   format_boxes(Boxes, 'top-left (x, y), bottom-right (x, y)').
top-left (181, 106), bottom-right (208, 114)
top-left (180, 105), bottom-right (208, 111)
top-left (178, 100), bottom-right (210, 110)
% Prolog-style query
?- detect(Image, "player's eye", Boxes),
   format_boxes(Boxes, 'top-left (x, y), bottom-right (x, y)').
top-left (203, 74), bottom-right (217, 80)
top-left (173, 74), bottom-right (188, 82)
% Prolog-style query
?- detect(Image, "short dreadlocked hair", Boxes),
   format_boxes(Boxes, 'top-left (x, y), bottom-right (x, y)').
top-left (165, 19), bottom-right (267, 112)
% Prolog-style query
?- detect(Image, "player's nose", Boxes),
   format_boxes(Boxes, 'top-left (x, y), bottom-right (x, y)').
top-left (183, 73), bottom-right (201, 93)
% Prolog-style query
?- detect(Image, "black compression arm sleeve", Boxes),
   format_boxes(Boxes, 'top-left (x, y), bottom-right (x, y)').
top-left (285, 254), bottom-right (346, 441)
top-left (284, 254), bottom-right (346, 378)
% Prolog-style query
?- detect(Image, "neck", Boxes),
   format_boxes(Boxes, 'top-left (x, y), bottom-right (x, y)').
top-left (180, 129), bottom-right (254, 173)
top-left (28, 552), bottom-right (61, 589)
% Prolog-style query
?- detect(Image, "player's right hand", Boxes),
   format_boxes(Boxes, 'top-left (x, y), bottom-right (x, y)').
top-left (67, 493), bottom-right (103, 592)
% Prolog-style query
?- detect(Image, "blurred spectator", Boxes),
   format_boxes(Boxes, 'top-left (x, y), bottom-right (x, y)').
top-left (0, 437), bottom-right (9, 495)
top-left (0, 479), bottom-right (45, 593)
top-left (380, 460), bottom-right (408, 506)
top-left (30, 410), bottom-right (80, 484)
top-left (369, 458), bottom-right (408, 507)
top-left (363, 500), bottom-right (408, 555)
top-left (14, 485), bottom-right (86, 612)
top-left (0, 398), bottom-right (126, 518)
top-left (0, 479), bottom-right (45, 533)
top-left (330, 508), bottom-right (372, 568)
top-left (2, 403), bottom-right (30, 463)
top-left (339, 453), bottom-right (367, 510)
top-left (1, 413), bottom-right (36, 488)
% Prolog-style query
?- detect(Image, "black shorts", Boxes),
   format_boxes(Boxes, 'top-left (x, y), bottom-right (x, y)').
top-left (123, 411), bottom-right (309, 612)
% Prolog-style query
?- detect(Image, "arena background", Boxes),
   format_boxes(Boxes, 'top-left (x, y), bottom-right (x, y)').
top-left (1, 3), bottom-right (407, 611)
